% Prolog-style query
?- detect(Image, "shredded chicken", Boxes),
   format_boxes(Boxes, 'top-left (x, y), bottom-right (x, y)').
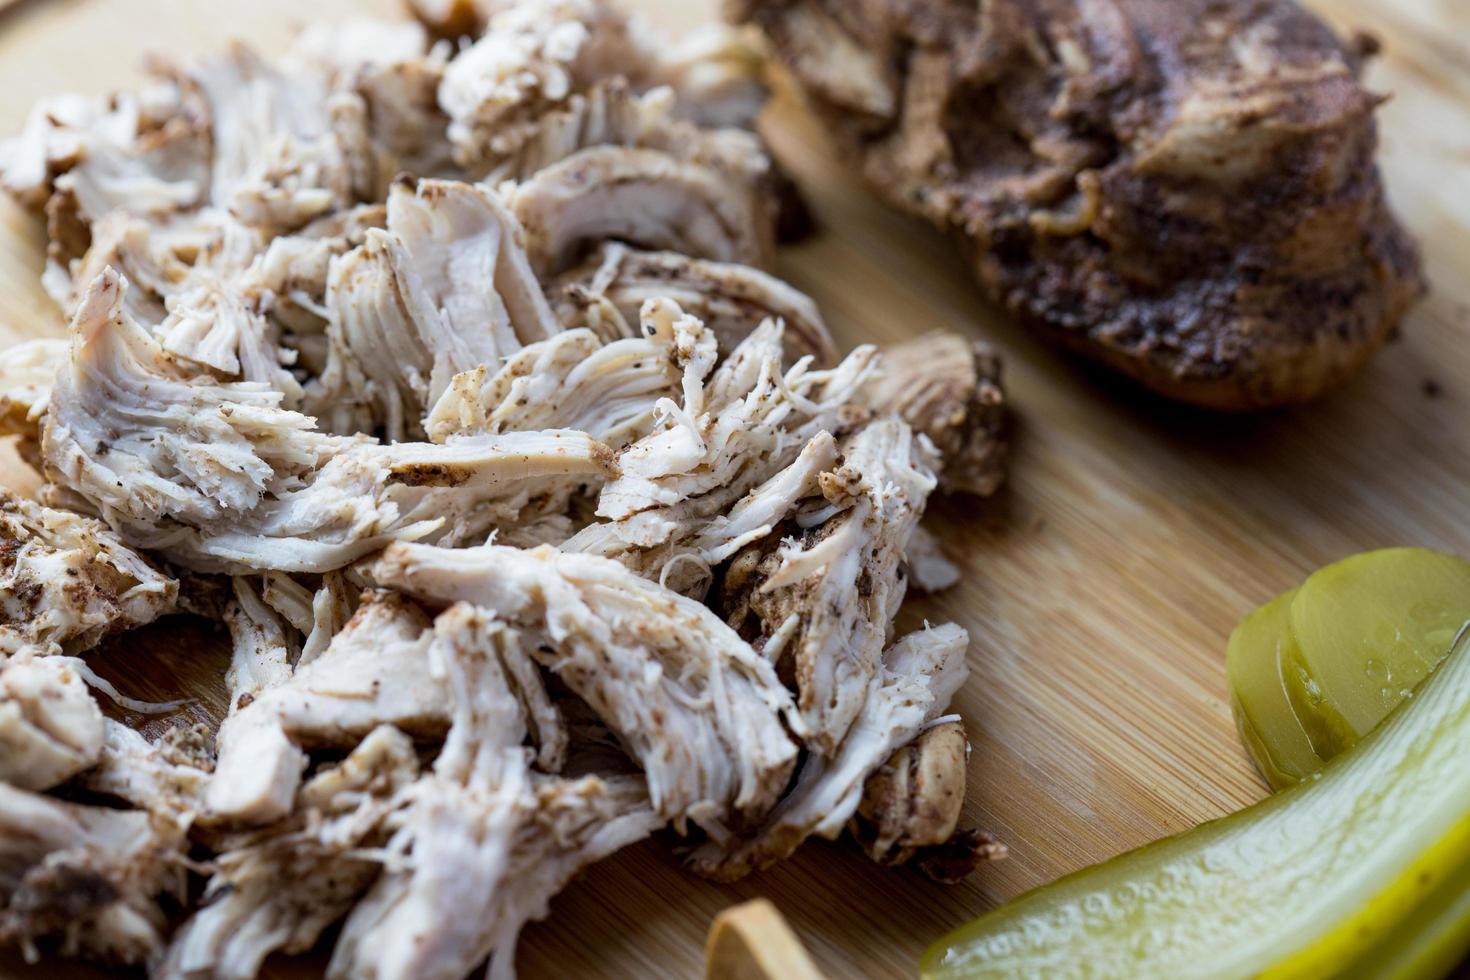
top-left (863, 331), bottom-right (1008, 497)
top-left (722, 419), bottom-right (937, 753)
top-left (163, 725), bottom-right (421, 980)
top-left (425, 297), bottom-right (715, 449)
top-left (736, 0), bottom-right (1423, 409)
top-left (308, 178), bottom-right (561, 440)
top-left (853, 719), bottom-right (967, 864)
top-left (690, 622), bottom-right (969, 880)
top-left (0, 0), bottom-right (1013, 973)
top-left (0, 657), bottom-right (105, 791)
top-left (328, 603), bottom-right (662, 980)
top-left (82, 719), bottom-right (213, 824)
top-left (47, 270), bottom-right (613, 573)
top-left (0, 339), bottom-right (65, 470)
top-left (905, 524), bottom-right (961, 593)
top-left (0, 488), bottom-right (177, 660)
top-left (373, 542), bottom-right (799, 832)
top-left (506, 143), bottom-right (775, 277)
top-left (210, 591), bottom-right (443, 824)
top-left (848, 719), bottom-right (1006, 881)
top-left (549, 305), bottom-right (875, 603)
top-left (551, 242), bottom-right (835, 362)
top-left (593, 312), bottom-right (873, 524)
top-left (0, 782), bottom-right (187, 964)
top-left (192, 42), bottom-right (357, 233)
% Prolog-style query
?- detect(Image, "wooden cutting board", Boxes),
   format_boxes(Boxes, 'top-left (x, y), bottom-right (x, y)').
top-left (1, 0), bottom-right (1467, 976)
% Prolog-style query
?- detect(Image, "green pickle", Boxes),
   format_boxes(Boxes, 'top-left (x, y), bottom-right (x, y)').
top-left (1287, 548), bottom-right (1470, 755)
top-left (921, 628), bottom-right (1470, 979)
top-left (1230, 548), bottom-right (1470, 786)
top-left (1225, 588), bottom-right (1323, 789)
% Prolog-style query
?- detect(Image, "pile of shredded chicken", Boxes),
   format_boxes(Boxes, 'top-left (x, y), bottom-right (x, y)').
top-left (0, 1), bottom-right (1008, 976)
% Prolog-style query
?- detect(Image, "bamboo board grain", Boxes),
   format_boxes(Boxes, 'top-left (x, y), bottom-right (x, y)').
top-left (1, 0), bottom-right (1467, 976)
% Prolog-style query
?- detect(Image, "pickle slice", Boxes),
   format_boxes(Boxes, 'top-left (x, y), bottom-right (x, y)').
top-left (1225, 588), bottom-right (1323, 790)
top-left (1288, 547), bottom-right (1470, 754)
top-left (920, 629), bottom-right (1470, 979)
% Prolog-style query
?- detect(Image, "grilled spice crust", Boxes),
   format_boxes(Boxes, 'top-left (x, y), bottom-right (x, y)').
top-left (736, 0), bottom-right (1425, 409)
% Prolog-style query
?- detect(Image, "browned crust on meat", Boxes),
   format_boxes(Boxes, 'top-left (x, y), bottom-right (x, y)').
top-left (737, 0), bottom-right (1425, 409)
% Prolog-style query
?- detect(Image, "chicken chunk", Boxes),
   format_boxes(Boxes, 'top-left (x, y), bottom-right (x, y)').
top-left (162, 725), bottom-right (421, 980)
top-left (738, 0), bottom-right (1424, 408)
top-left (436, 0), bottom-right (657, 175)
top-left (690, 622), bottom-right (970, 880)
top-left (0, 489), bottom-right (177, 660)
top-left (722, 419), bottom-right (938, 753)
top-left (0, 83), bottom-right (208, 228)
top-left (864, 331), bottom-right (1008, 497)
top-left (850, 717), bottom-right (1006, 883)
top-left (327, 603), bottom-right (661, 980)
top-left (286, 18), bottom-right (451, 199)
top-left (505, 144), bottom-right (776, 277)
top-left (904, 524), bottom-right (961, 593)
top-left (550, 242), bottom-right (836, 363)
top-left (188, 42), bottom-right (359, 233)
top-left (0, 657), bottom-right (105, 791)
top-left (0, 783), bottom-right (186, 965)
top-left (81, 719), bottom-right (212, 824)
top-left (156, 273), bottom-right (302, 403)
top-left (46, 271), bottom-right (613, 574)
top-left (372, 542), bottom-right (800, 831)
top-left (209, 591), bottom-right (445, 825)
top-left (851, 720), bottom-right (974, 869)
top-left (309, 178), bottom-right (561, 441)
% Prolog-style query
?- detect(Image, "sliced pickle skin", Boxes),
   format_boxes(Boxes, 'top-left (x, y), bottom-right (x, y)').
top-left (1316, 816), bottom-right (1470, 980)
top-left (1288, 548), bottom-right (1470, 753)
top-left (1282, 637), bottom-right (1360, 762)
top-left (1225, 588), bottom-right (1323, 790)
top-left (920, 630), bottom-right (1470, 980)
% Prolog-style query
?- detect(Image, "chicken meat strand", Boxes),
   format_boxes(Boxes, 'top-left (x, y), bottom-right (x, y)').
top-left (550, 242), bottom-right (835, 363)
top-left (0, 488), bottom-right (177, 660)
top-left (0, 656), bottom-right (105, 791)
top-left (372, 541), bottom-right (800, 832)
top-left (44, 270), bottom-right (614, 573)
top-left (0, 782), bottom-right (187, 965)
top-left (162, 725), bottom-right (422, 980)
top-left (425, 297), bottom-right (716, 450)
top-left (328, 603), bottom-right (661, 980)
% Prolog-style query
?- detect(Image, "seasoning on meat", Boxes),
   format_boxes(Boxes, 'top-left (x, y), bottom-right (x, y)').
top-left (736, 0), bottom-right (1424, 409)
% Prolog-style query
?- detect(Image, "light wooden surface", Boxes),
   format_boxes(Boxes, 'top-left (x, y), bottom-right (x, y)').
top-left (1, 0), bottom-right (1467, 977)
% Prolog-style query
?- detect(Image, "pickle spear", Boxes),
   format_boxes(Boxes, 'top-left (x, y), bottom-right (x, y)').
top-left (921, 628), bottom-right (1470, 979)
top-left (1225, 588), bottom-right (1323, 790)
